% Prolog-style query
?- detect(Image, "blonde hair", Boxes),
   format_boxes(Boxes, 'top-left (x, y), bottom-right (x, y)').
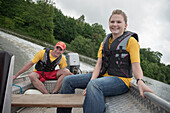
top-left (109, 9), bottom-right (127, 24)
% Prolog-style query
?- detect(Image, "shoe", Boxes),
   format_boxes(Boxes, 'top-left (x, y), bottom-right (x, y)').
top-left (53, 91), bottom-right (59, 94)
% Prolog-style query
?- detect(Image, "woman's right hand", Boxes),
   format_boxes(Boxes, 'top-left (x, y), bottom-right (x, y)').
top-left (82, 88), bottom-right (87, 96)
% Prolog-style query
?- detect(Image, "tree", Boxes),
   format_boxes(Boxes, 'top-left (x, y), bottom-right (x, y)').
top-left (77, 15), bottom-right (85, 22)
top-left (0, 0), bottom-right (55, 43)
top-left (82, 23), bottom-right (93, 39)
top-left (92, 23), bottom-right (106, 38)
top-left (140, 48), bottom-right (170, 84)
top-left (70, 35), bottom-right (95, 57)
top-left (140, 48), bottom-right (162, 64)
top-left (25, 0), bottom-right (55, 42)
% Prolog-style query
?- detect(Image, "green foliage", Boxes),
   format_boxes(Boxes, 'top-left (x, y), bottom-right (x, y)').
top-left (140, 48), bottom-right (170, 84)
top-left (82, 23), bottom-right (93, 39)
top-left (70, 35), bottom-right (95, 57)
top-left (14, 16), bottom-right (25, 26)
top-left (140, 48), bottom-right (162, 63)
top-left (0, 16), bottom-right (15, 29)
top-left (0, 0), bottom-right (55, 43)
top-left (54, 16), bottom-right (76, 43)
top-left (92, 23), bottom-right (106, 38)
top-left (53, 9), bottom-right (67, 42)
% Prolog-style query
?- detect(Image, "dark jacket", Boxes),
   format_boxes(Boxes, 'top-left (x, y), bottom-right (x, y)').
top-left (35, 48), bottom-right (62, 72)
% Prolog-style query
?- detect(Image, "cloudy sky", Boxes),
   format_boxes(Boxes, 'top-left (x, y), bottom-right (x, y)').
top-left (54, 0), bottom-right (170, 65)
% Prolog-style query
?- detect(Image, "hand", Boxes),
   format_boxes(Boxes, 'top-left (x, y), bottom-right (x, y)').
top-left (138, 80), bottom-right (153, 98)
top-left (13, 75), bottom-right (18, 81)
top-left (82, 88), bottom-right (87, 96)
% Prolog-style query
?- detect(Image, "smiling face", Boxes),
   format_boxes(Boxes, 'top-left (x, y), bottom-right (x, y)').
top-left (52, 46), bottom-right (65, 58)
top-left (109, 14), bottom-right (127, 38)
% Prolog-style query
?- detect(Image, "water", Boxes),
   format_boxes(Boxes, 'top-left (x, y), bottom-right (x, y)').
top-left (0, 31), bottom-right (94, 74)
top-left (0, 30), bottom-right (169, 103)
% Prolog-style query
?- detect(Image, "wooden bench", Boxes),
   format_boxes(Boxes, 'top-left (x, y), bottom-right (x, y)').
top-left (11, 94), bottom-right (85, 108)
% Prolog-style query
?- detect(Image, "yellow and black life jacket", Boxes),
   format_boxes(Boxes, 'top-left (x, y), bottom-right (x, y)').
top-left (100, 31), bottom-right (138, 78)
top-left (35, 48), bottom-right (62, 72)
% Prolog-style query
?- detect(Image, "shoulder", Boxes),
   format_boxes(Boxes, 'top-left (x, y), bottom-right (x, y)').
top-left (126, 36), bottom-right (140, 50)
top-left (59, 55), bottom-right (67, 67)
top-left (61, 55), bottom-right (66, 61)
top-left (100, 42), bottom-right (103, 47)
top-left (38, 49), bottom-right (46, 54)
top-left (128, 36), bottom-right (139, 44)
top-left (34, 49), bottom-right (45, 57)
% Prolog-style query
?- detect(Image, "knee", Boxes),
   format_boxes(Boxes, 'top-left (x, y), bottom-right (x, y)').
top-left (62, 76), bottom-right (70, 85)
top-left (62, 75), bottom-right (75, 87)
top-left (61, 76), bottom-right (72, 89)
top-left (62, 69), bottom-right (72, 76)
top-left (28, 73), bottom-right (33, 79)
top-left (28, 73), bottom-right (37, 81)
top-left (86, 80), bottom-right (99, 92)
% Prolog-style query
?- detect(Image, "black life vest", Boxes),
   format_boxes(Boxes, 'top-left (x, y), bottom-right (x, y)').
top-left (35, 48), bottom-right (62, 72)
top-left (100, 31), bottom-right (138, 78)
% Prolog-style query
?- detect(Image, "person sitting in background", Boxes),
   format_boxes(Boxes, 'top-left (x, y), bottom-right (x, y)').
top-left (13, 41), bottom-right (73, 94)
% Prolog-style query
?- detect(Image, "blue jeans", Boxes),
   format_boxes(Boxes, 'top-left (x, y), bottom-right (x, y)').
top-left (57, 73), bottom-right (129, 113)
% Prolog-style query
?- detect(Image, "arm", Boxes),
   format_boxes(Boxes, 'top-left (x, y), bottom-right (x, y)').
top-left (83, 57), bottom-right (102, 95)
top-left (91, 57), bottom-right (102, 80)
top-left (90, 41), bottom-right (103, 80)
top-left (132, 62), bottom-right (153, 98)
top-left (13, 61), bottom-right (34, 80)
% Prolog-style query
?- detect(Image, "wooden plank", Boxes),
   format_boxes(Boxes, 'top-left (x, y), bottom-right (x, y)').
top-left (11, 94), bottom-right (84, 108)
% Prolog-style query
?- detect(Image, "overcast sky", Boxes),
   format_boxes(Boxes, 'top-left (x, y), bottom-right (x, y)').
top-left (54, 0), bottom-right (170, 65)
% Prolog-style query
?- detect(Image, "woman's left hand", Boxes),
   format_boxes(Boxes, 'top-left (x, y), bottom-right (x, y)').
top-left (138, 80), bottom-right (153, 98)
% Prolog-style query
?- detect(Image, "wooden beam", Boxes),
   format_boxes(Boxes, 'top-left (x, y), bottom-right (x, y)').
top-left (12, 94), bottom-right (84, 108)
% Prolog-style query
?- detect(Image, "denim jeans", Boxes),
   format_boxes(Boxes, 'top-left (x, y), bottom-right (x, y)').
top-left (57, 73), bottom-right (129, 113)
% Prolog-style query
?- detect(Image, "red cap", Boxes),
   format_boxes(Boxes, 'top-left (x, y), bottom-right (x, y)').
top-left (55, 41), bottom-right (66, 50)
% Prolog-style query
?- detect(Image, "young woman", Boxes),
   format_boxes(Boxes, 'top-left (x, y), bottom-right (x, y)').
top-left (57, 9), bottom-right (153, 113)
